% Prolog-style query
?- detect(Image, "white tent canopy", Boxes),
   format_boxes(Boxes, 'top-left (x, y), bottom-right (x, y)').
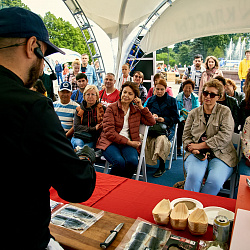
top-left (65, 0), bottom-right (165, 77)
top-left (141, 0), bottom-right (250, 54)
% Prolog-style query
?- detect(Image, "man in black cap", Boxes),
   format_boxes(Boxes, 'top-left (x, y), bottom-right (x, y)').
top-left (0, 7), bottom-right (96, 249)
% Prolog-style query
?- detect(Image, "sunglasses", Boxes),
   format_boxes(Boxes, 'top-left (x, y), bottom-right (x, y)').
top-left (134, 75), bottom-right (142, 79)
top-left (202, 90), bottom-right (220, 98)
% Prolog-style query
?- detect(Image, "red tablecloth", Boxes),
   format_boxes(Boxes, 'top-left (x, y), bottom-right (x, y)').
top-left (50, 172), bottom-right (236, 242)
top-left (235, 175), bottom-right (250, 213)
top-left (92, 177), bottom-right (236, 241)
top-left (50, 172), bottom-right (127, 206)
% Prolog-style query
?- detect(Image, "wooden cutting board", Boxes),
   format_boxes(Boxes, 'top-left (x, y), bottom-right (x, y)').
top-left (49, 203), bottom-right (135, 250)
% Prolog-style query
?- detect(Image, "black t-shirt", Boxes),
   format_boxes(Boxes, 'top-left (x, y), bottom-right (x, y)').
top-left (0, 65), bottom-right (96, 249)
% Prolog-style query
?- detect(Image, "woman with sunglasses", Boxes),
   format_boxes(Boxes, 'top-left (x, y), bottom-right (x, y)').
top-left (182, 79), bottom-right (237, 195)
top-left (133, 71), bottom-right (147, 105)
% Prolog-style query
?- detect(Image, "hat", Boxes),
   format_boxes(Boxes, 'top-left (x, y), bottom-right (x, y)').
top-left (0, 7), bottom-right (65, 56)
top-left (59, 82), bottom-right (72, 92)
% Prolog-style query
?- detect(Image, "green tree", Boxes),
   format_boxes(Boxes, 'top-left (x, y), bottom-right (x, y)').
top-left (178, 44), bottom-right (192, 66)
top-left (1, 0), bottom-right (30, 9)
top-left (42, 12), bottom-right (93, 56)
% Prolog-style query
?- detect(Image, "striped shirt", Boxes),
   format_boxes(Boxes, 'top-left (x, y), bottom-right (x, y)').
top-left (53, 99), bottom-right (79, 132)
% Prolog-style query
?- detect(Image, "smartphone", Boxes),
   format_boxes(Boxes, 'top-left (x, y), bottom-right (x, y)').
top-left (193, 153), bottom-right (206, 161)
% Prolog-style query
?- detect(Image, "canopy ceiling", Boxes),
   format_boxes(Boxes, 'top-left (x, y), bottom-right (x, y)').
top-left (140, 0), bottom-right (250, 53)
top-left (66, 0), bottom-right (164, 39)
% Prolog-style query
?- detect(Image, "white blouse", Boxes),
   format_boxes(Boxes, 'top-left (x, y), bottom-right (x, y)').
top-left (119, 107), bottom-right (131, 140)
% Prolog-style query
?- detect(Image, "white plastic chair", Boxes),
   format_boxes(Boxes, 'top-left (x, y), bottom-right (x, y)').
top-left (220, 132), bottom-right (242, 198)
top-left (103, 124), bottom-right (149, 181)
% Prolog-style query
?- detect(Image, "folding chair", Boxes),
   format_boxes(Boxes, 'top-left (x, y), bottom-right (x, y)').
top-left (103, 124), bottom-right (150, 181)
top-left (167, 123), bottom-right (178, 170)
top-left (220, 132), bottom-right (242, 198)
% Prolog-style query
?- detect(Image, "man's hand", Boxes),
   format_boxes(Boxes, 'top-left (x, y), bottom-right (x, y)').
top-left (76, 145), bottom-right (96, 164)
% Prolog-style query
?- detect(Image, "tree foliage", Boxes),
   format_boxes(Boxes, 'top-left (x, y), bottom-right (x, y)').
top-left (1, 0), bottom-right (95, 59)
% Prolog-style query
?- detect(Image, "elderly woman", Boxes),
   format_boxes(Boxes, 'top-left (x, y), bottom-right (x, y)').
top-left (176, 79), bottom-right (200, 155)
top-left (198, 56), bottom-right (223, 102)
top-left (183, 79), bottom-right (237, 195)
top-left (71, 85), bottom-right (105, 149)
top-left (96, 81), bottom-right (155, 178)
top-left (133, 71), bottom-right (147, 105)
top-left (145, 79), bottom-right (179, 177)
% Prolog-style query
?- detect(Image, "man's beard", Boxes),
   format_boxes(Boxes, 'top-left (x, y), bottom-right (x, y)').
top-left (25, 59), bottom-right (43, 88)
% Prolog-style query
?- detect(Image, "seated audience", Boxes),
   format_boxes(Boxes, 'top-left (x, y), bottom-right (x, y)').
top-left (146, 73), bottom-right (173, 101)
top-left (133, 71), bottom-right (147, 105)
top-left (30, 79), bottom-right (48, 97)
top-left (65, 59), bottom-right (81, 91)
top-left (145, 79), bottom-right (179, 177)
top-left (96, 81), bottom-right (156, 178)
top-left (119, 64), bottom-right (133, 86)
top-left (71, 85), bottom-right (105, 148)
top-left (199, 55), bottom-right (223, 102)
top-left (215, 76), bottom-right (239, 132)
top-left (99, 73), bottom-right (120, 107)
top-left (53, 82), bottom-right (79, 139)
top-left (225, 78), bottom-right (245, 104)
top-left (182, 79), bottom-right (237, 195)
top-left (71, 73), bottom-right (88, 104)
top-left (176, 79), bottom-right (199, 155)
top-left (240, 116), bottom-right (250, 175)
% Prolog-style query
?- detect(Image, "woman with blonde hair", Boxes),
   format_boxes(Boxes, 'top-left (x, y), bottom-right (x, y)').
top-left (65, 59), bottom-right (81, 91)
top-left (183, 79), bottom-right (237, 195)
top-left (198, 56), bottom-right (223, 102)
top-left (71, 85), bottom-right (105, 149)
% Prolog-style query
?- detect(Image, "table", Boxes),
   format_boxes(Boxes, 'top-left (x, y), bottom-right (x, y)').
top-left (234, 175), bottom-right (250, 213)
top-left (50, 172), bottom-right (236, 249)
top-left (49, 204), bottom-right (135, 250)
top-left (92, 176), bottom-right (236, 242)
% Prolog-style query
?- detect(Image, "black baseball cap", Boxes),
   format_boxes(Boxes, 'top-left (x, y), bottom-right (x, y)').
top-left (0, 7), bottom-right (65, 56)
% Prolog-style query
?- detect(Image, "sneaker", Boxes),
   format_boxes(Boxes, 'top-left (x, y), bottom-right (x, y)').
top-left (153, 168), bottom-right (166, 178)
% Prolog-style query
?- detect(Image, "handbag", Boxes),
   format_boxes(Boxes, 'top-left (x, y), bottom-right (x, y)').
top-left (148, 122), bottom-right (168, 137)
top-left (74, 131), bottom-right (93, 143)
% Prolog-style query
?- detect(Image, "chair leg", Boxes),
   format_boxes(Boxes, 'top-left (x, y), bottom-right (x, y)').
top-left (104, 160), bottom-right (109, 174)
top-left (142, 157), bottom-right (147, 182)
top-left (229, 171), bottom-right (236, 199)
top-left (168, 142), bottom-right (174, 170)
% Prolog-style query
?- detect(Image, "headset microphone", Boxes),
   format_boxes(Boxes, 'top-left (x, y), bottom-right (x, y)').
top-left (35, 43), bottom-right (57, 81)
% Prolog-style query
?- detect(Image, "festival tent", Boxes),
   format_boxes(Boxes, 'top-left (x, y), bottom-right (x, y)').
top-left (64, 0), bottom-right (168, 79)
top-left (140, 0), bottom-right (250, 54)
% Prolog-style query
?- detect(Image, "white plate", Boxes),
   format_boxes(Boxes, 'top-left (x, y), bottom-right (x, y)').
top-left (170, 198), bottom-right (203, 214)
top-left (204, 206), bottom-right (235, 225)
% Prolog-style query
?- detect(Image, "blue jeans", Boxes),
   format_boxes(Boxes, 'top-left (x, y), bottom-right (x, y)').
top-left (238, 157), bottom-right (250, 176)
top-left (56, 72), bottom-right (63, 85)
top-left (102, 143), bottom-right (138, 178)
top-left (184, 154), bottom-right (233, 195)
top-left (241, 79), bottom-right (245, 92)
top-left (71, 137), bottom-right (95, 149)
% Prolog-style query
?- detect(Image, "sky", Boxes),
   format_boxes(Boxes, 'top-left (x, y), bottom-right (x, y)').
top-left (22, 0), bottom-right (77, 26)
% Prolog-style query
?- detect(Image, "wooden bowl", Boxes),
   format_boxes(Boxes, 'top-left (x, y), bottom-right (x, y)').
top-left (188, 208), bottom-right (208, 235)
top-left (152, 199), bottom-right (171, 225)
top-left (170, 203), bottom-right (189, 230)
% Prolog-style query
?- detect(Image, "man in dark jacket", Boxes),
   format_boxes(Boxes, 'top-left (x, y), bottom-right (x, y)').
top-left (0, 7), bottom-right (96, 249)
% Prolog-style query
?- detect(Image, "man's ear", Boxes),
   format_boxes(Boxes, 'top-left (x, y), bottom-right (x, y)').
top-left (26, 36), bottom-right (37, 59)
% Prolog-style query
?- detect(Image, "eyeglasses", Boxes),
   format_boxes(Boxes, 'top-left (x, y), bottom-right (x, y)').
top-left (85, 93), bottom-right (97, 97)
top-left (202, 90), bottom-right (220, 98)
top-left (134, 75), bottom-right (142, 79)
